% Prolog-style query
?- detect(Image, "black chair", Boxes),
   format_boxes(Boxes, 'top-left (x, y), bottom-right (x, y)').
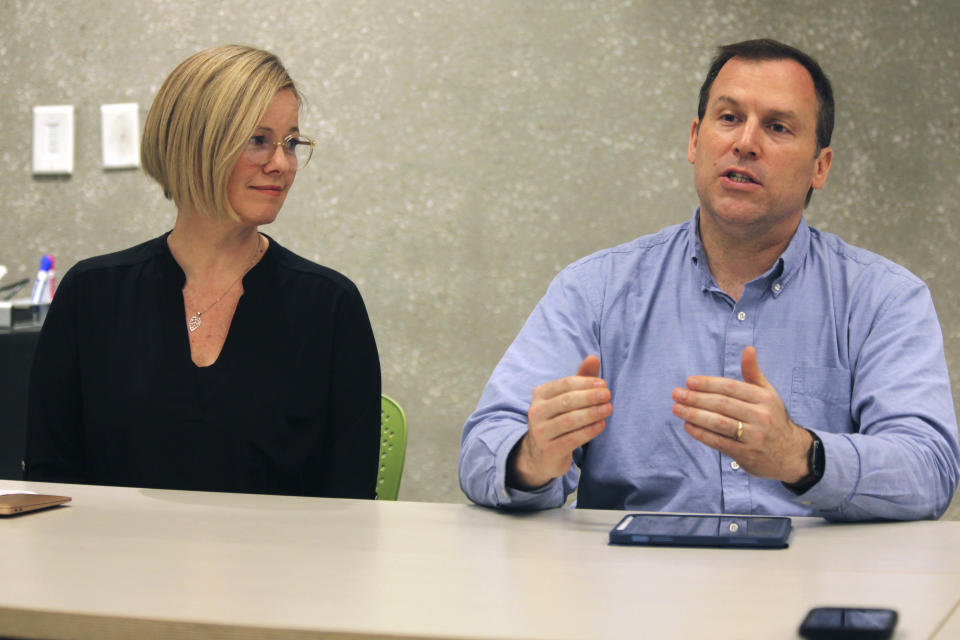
top-left (0, 328), bottom-right (41, 479)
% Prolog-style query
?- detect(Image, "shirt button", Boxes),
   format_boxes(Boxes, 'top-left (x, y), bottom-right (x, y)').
top-left (773, 283), bottom-right (782, 293)
top-left (730, 460), bottom-right (740, 470)
top-left (737, 311), bottom-right (746, 321)
top-left (728, 522), bottom-right (740, 533)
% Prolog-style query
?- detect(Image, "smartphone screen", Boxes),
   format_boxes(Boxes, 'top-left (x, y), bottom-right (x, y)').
top-left (799, 607), bottom-right (897, 639)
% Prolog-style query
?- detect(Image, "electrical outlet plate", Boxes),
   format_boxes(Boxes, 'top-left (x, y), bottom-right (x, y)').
top-left (101, 103), bottom-right (140, 169)
top-left (33, 105), bottom-right (75, 175)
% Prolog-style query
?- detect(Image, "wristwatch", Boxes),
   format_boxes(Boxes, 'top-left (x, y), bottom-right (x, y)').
top-left (784, 430), bottom-right (825, 494)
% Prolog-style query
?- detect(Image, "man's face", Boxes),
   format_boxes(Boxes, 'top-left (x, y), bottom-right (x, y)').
top-left (688, 57), bottom-right (832, 240)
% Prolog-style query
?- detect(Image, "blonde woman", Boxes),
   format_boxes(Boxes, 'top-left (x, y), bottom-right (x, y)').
top-left (25, 45), bottom-right (381, 498)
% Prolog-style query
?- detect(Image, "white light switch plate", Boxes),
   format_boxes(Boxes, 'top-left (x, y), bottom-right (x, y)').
top-left (33, 105), bottom-right (74, 175)
top-left (101, 103), bottom-right (140, 169)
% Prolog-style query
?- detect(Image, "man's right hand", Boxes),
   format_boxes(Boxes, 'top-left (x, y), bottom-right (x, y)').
top-left (507, 355), bottom-right (612, 490)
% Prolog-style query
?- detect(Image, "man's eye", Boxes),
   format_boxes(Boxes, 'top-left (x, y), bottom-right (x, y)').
top-left (719, 113), bottom-right (737, 123)
top-left (770, 123), bottom-right (789, 134)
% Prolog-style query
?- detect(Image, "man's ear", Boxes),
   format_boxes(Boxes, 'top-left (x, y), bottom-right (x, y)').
top-left (687, 119), bottom-right (700, 165)
top-left (811, 146), bottom-right (833, 190)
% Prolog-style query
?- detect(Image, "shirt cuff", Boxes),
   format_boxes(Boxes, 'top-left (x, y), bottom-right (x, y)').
top-left (493, 428), bottom-right (565, 509)
top-left (789, 430), bottom-right (860, 514)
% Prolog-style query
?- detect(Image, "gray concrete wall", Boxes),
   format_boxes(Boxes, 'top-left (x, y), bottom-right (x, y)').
top-left (2, 0), bottom-right (958, 517)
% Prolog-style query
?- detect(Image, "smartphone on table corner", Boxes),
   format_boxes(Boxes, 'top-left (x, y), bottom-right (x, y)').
top-left (799, 606), bottom-right (898, 639)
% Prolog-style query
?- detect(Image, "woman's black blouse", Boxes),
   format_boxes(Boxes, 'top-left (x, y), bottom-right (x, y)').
top-left (25, 233), bottom-right (381, 499)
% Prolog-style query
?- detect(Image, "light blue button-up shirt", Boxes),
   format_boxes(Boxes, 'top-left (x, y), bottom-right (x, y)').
top-left (459, 212), bottom-right (960, 520)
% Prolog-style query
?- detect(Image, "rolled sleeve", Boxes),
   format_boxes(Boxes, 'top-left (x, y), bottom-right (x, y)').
top-left (458, 424), bottom-right (567, 508)
top-left (793, 279), bottom-right (960, 520)
top-left (791, 431), bottom-right (860, 514)
top-left (458, 264), bottom-right (601, 510)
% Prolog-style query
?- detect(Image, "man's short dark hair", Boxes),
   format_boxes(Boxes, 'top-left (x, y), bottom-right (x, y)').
top-left (697, 39), bottom-right (835, 153)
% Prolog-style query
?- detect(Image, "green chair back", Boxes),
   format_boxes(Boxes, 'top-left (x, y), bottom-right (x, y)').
top-left (377, 394), bottom-right (407, 500)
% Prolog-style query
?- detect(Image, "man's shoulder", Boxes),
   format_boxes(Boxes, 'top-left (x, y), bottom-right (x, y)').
top-left (566, 220), bottom-right (690, 273)
top-left (808, 225), bottom-right (923, 287)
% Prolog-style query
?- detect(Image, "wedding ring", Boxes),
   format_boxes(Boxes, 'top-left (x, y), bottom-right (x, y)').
top-left (736, 421), bottom-right (743, 442)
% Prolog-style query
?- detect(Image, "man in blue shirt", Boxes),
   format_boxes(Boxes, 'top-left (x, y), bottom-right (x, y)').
top-left (458, 39), bottom-right (960, 520)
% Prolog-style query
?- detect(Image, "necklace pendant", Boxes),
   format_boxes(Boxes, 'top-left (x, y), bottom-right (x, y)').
top-left (184, 234), bottom-right (261, 335)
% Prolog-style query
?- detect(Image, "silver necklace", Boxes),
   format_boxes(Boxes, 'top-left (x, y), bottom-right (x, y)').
top-left (186, 234), bottom-right (263, 333)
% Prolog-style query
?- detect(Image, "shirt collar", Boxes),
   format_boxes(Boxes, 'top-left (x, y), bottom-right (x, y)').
top-left (687, 208), bottom-right (713, 290)
top-left (687, 208), bottom-right (810, 296)
top-left (775, 215), bottom-right (809, 294)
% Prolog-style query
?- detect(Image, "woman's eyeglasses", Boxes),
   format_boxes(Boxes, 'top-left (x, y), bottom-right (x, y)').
top-left (244, 134), bottom-right (315, 169)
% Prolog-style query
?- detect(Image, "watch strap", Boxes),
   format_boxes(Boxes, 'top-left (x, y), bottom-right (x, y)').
top-left (783, 429), bottom-right (825, 494)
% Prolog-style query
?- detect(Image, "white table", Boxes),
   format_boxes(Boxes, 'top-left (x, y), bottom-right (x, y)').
top-left (1, 480), bottom-right (959, 639)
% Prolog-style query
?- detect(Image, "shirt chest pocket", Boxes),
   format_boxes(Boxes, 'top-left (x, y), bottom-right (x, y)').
top-left (788, 365), bottom-right (854, 434)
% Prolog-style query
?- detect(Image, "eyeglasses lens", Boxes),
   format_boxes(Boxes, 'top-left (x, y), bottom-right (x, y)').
top-left (293, 139), bottom-right (313, 168)
top-left (245, 136), bottom-right (313, 168)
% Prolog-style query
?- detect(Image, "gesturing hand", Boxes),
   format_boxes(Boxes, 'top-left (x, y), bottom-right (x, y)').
top-left (671, 346), bottom-right (811, 483)
top-left (508, 356), bottom-right (613, 490)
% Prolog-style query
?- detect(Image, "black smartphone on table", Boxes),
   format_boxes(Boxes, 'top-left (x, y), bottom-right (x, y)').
top-left (799, 607), bottom-right (898, 639)
top-left (608, 513), bottom-right (792, 548)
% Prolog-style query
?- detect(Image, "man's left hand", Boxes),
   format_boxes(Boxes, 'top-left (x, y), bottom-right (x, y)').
top-left (671, 346), bottom-right (811, 483)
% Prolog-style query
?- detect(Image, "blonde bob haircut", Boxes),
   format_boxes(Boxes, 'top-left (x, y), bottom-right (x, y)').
top-left (141, 45), bottom-right (301, 220)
